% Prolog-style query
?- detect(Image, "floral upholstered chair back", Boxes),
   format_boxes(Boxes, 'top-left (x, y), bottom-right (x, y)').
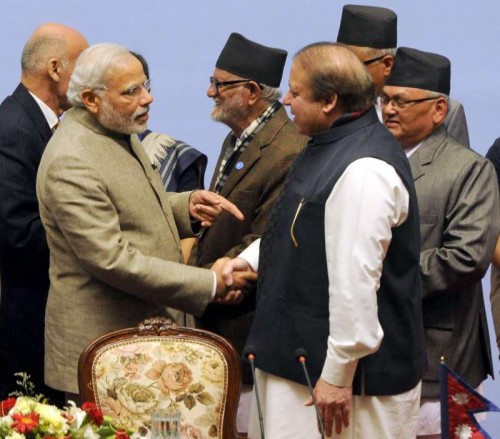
top-left (78, 317), bottom-right (242, 439)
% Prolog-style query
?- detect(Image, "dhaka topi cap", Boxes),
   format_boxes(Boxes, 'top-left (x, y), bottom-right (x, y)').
top-left (337, 5), bottom-right (397, 49)
top-left (215, 32), bottom-right (287, 87)
top-left (385, 47), bottom-right (451, 95)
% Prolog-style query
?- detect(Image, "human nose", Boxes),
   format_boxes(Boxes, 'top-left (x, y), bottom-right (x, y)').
top-left (140, 88), bottom-right (153, 105)
top-left (381, 99), bottom-right (396, 115)
top-left (207, 82), bottom-right (217, 98)
top-left (283, 91), bottom-right (291, 106)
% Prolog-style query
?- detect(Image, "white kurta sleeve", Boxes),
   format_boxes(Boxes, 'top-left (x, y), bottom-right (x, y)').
top-left (237, 237), bottom-right (261, 271)
top-left (321, 157), bottom-right (409, 387)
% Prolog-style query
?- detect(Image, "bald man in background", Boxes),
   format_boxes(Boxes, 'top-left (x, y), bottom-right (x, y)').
top-left (0, 23), bottom-right (88, 403)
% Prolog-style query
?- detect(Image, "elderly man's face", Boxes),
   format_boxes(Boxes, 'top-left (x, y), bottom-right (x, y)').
top-left (283, 61), bottom-right (327, 137)
top-left (97, 57), bottom-right (153, 134)
top-left (382, 86), bottom-right (445, 149)
top-left (207, 68), bottom-right (250, 128)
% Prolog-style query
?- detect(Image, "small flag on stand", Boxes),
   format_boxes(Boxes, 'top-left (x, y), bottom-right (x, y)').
top-left (440, 360), bottom-right (500, 438)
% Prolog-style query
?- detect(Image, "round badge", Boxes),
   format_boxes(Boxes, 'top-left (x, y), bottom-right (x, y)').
top-left (235, 161), bottom-right (244, 170)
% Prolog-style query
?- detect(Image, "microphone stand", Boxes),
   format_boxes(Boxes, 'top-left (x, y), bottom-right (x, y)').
top-left (296, 349), bottom-right (325, 439)
top-left (243, 346), bottom-right (265, 439)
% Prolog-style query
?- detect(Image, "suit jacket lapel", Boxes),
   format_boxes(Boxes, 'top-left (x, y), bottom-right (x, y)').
top-left (409, 125), bottom-right (447, 182)
top-left (219, 137), bottom-right (261, 197)
top-left (13, 83), bottom-right (53, 145)
top-left (218, 106), bottom-right (288, 198)
top-left (209, 134), bottom-right (235, 190)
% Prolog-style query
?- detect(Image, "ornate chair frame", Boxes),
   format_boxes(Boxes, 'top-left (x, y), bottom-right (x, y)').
top-left (78, 317), bottom-right (242, 439)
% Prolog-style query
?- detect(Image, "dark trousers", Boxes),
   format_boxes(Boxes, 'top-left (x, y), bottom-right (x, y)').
top-left (0, 282), bottom-right (64, 406)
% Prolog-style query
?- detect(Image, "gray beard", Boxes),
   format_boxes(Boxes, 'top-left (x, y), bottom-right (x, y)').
top-left (210, 91), bottom-right (249, 127)
top-left (98, 97), bottom-right (148, 135)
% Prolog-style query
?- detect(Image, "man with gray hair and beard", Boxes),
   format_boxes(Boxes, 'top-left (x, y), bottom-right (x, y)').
top-left (189, 32), bottom-right (307, 433)
top-left (36, 43), bottom-right (247, 397)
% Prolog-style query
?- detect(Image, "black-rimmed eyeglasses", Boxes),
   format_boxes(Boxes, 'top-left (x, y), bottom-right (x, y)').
top-left (380, 94), bottom-right (439, 110)
top-left (209, 76), bottom-right (252, 94)
top-left (363, 55), bottom-right (386, 66)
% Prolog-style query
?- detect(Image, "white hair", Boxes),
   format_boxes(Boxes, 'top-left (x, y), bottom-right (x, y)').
top-left (354, 46), bottom-right (397, 58)
top-left (67, 43), bottom-right (132, 108)
top-left (260, 84), bottom-right (281, 103)
top-left (426, 90), bottom-right (450, 115)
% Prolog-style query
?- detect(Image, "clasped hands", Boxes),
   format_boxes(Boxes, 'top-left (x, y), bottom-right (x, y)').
top-left (211, 257), bottom-right (256, 304)
top-left (189, 191), bottom-right (256, 304)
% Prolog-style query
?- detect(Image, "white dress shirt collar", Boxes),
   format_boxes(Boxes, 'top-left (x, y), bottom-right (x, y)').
top-left (29, 91), bottom-right (59, 131)
top-left (405, 140), bottom-right (425, 158)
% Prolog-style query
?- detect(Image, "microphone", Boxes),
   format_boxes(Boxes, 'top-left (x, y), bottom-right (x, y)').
top-left (295, 348), bottom-right (325, 439)
top-left (243, 345), bottom-right (265, 439)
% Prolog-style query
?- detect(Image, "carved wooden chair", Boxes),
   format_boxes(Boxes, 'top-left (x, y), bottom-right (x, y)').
top-left (78, 317), bottom-right (242, 438)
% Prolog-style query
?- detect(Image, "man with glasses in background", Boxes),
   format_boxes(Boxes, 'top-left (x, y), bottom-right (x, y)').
top-left (189, 32), bottom-right (307, 433)
top-left (382, 47), bottom-right (499, 439)
top-left (36, 43), bottom-right (246, 398)
top-left (336, 4), bottom-right (471, 147)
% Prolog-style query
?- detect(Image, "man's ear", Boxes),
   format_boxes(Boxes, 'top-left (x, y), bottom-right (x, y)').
top-left (323, 93), bottom-right (338, 115)
top-left (382, 55), bottom-right (395, 79)
top-left (432, 97), bottom-right (448, 125)
top-left (47, 58), bottom-right (61, 82)
top-left (246, 81), bottom-right (262, 106)
top-left (81, 89), bottom-right (100, 115)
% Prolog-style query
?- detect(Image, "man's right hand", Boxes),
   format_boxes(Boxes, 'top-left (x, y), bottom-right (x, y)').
top-left (211, 257), bottom-right (257, 304)
top-left (221, 257), bottom-right (254, 287)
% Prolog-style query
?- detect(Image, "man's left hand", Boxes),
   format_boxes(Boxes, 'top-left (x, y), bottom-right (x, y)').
top-left (305, 377), bottom-right (352, 437)
top-left (189, 190), bottom-right (244, 227)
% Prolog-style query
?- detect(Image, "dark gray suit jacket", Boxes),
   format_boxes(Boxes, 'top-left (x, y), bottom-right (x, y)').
top-left (446, 98), bottom-right (470, 148)
top-left (409, 125), bottom-right (499, 398)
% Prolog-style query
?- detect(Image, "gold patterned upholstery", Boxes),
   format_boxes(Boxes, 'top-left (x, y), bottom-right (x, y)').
top-left (78, 317), bottom-right (242, 438)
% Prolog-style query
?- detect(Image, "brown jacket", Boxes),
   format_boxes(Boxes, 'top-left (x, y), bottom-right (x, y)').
top-left (190, 105), bottom-right (307, 370)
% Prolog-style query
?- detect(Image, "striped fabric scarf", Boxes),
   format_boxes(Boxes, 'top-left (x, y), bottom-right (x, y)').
top-left (214, 100), bottom-right (281, 193)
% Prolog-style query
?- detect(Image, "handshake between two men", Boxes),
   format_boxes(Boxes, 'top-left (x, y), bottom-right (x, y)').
top-left (188, 189), bottom-right (257, 305)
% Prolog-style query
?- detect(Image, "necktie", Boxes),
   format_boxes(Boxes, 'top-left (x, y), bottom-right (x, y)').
top-left (51, 120), bottom-right (60, 133)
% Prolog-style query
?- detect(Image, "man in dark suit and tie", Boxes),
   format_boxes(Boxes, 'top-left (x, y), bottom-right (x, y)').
top-left (382, 47), bottom-right (500, 439)
top-left (0, 23), bottom-right (88, 403)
